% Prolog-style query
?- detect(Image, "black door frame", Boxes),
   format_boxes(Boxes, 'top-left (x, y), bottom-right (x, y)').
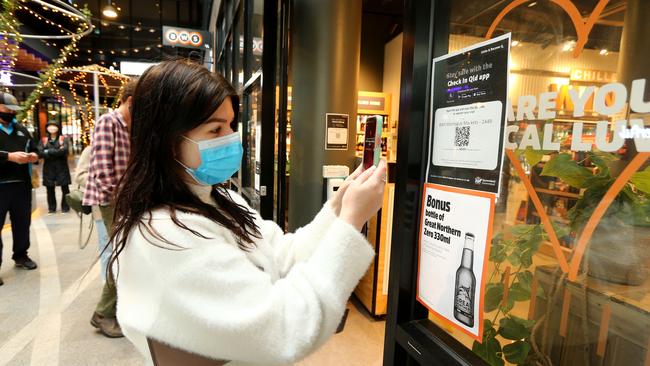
top-left (382, 0), bottom-right (489, 365)
top-left (274, 0), bottom-right (291, 227)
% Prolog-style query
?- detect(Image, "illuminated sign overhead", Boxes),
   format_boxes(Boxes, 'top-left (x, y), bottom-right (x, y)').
top-left (162, 26), bottom-right (211, 49)
top-left (0, 71), bottom-right (12, 86)
top-left (120, 61), bottom-right (158, 76)
top-left (570, 68), bottom-right (617, 83)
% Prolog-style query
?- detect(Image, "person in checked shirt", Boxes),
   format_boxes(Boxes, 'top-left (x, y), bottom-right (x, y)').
top-left (83, 79), bottom-right (137, 338)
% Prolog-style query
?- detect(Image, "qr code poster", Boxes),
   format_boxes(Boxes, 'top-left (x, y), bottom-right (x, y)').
top-left (431, 101), bottom-right (503, 171)
top-left (325, 113), bottom-right (349, 150)
top-left (426, 33), bottom-right (510, 195)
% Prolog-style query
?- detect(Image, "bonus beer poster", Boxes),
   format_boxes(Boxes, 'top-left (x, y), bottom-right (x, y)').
top-left (427, 33), bottom-right (510, 195)
top-left (416, 184), bottom-right (494, 341)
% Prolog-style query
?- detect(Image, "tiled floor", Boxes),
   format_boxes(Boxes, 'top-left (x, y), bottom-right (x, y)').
top-left (0, 185), bottom-right (385, 366)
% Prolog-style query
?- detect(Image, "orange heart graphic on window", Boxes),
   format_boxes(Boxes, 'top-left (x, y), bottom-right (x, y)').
top-left (486, 0), bottom-right (611, 58)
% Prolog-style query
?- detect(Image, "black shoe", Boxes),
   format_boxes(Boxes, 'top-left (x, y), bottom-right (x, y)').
top-left (48, 210), bottom-right (56, 214)
top-left (0, 276), bottom-right (3, 286)
top-left (62, 208), bottom-right (70, 213)
top-left (15, 256), bottom-right (38, 270)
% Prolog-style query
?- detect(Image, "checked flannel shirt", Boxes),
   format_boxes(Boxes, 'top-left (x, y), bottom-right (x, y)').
top-left (83, 110), bottom-right (130, 206)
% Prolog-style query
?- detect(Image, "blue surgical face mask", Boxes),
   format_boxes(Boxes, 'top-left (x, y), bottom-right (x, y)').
top-left (178, 132), bottom-right (243, 186)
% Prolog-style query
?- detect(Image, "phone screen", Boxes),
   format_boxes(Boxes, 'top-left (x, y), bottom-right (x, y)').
top-left (362, 115), bottom-right (383, 170)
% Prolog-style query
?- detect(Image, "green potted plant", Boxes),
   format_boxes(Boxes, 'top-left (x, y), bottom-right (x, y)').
top-left (540, 151), bottom-right (650, 285)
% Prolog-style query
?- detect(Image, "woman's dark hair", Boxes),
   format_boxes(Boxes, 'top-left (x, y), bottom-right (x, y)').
top-left (108, 59), bottom-right (261, 280)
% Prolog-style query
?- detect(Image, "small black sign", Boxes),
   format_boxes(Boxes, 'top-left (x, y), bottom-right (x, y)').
top-left (325, 113), bottom-right (349, 150)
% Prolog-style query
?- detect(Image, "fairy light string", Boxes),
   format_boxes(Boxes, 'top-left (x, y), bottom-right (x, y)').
top-left (0, 0), bottom-right (23, 93)
top-left (17, 3), bottom-right (92, 130)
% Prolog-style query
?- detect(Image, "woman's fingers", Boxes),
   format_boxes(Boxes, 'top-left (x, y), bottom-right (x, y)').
top-left (355, 165), bottom-right (377, 184)
top-left (347, 164), bottom-right (364, 181)
top-left (370, 159), bottom-right (388, 185)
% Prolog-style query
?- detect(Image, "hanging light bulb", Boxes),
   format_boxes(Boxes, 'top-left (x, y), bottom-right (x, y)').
top-left (102, 1), bottom-right (118, 19)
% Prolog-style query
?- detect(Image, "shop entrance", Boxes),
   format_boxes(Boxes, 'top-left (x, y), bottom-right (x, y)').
top-left (384, 0), bottom-right (650, 365)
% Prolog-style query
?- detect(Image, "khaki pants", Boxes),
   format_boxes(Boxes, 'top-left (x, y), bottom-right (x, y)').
top-left (95, 205), bottom-right (117, 318)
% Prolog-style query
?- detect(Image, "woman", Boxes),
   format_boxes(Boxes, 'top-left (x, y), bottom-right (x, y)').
top-left (111, 60), bottom-right (387, 365)
top-left (38, 122), bottom-right (71, 213)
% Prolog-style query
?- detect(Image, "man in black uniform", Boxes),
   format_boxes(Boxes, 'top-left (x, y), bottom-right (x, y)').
top-left (0, 92), bottom-right (39, 286)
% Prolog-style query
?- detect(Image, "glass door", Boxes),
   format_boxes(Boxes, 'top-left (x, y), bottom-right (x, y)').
top-left (385, 0), bottom-right (650, 365)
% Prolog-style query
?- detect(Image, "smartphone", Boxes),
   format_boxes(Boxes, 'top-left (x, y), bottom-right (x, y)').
top-left (362, 115), bottom-right (383, 170)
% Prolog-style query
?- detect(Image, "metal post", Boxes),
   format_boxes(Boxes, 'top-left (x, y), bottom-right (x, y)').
top-left (288, 0), bottom-right (363, 230)
top-left (93, 71), bottom-right (99, 120)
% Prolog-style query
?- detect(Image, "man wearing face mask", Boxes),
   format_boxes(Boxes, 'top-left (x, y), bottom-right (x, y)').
top-left (0, 92), bottom-right (39, 287)
top-left (38, 122), bottom-right (72, 214)
top-left (83, 79), bottom-right (136, 338)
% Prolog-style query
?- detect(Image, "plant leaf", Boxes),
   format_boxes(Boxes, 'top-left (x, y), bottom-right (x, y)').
top-left (509, 224), bottom-right (537, 237)
top-left (503, 341), bottom-right (532, 364)
top-left (508, 249), bottom-right (522, 267)
top-left (509, 282), bottom-right (531, 302)
top-left (483, 319), bottom-right (497, 339)
top-left (631, 168), bottom-right (650, 196)
top-left (473, 327), bottom-right (505, 366)
top-left (521, 147), bottom-right (553, 167)
top-left (588, 151), bottom-right (617, 177)
top-left (498, 316), bottom-right (534, 340)
top-left (490, 240), bottom-right (508, 263)
top-left (541, 153), bottom-right (592, 188)
top-left (484, 283), bottom-right (504, 313)
top-left (516, 271), bottom-right (533, 290)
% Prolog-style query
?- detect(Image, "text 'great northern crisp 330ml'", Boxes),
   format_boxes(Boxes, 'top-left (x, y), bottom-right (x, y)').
top-left (454, 233), bottom-right (476, 327)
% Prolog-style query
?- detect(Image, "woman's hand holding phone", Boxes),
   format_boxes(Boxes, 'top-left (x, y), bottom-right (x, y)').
top-left (339, 159), bottom-right (387, 230)
top-left (329, 164), bottom-right (364, 216)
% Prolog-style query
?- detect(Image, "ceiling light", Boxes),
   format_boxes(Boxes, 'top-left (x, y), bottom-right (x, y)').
top-left (121, 50), bottom-right (127, 54)
top-left (511, 40), bottom-right (520, 47)
top-left (118, 25), bottom-right (125, 30)
top-left (528, 1), bottom-right (537, 7)
top-left (149, 28), bottom-right (156, 33)
top-left (102, 3), bottom-right (118, 19)
top-left (87, 49), bottom-right (92, 53)
top-left (87, 58), bottom-right (92, 62)
top-left (99, 50), bottom-right (103, 54)
top-left (145, 46), bottom-right (151, 51)
top-left (133, 49), bottom-right (139, 53)
top-left (562, 41), bottom-right (575, 52)
top-left (599, 49), bottom-right (608, 55)
top-left (157, 44), bottom-right (162, 48)
top-left (110, 50), bottom-right (115, 54)
top-left (134, 26), bottom-right (141, 31)
top-left (101, 21), bottom-right (108, 26)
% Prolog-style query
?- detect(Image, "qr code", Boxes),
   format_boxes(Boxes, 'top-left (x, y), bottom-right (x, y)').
top-left (454, 126), bottom-right (471, 147)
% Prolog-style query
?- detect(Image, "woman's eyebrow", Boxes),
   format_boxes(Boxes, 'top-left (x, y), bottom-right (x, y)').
top-left (205, 117), bottom-right (231, 123)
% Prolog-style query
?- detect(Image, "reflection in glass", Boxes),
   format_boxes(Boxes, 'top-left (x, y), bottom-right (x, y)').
top-left (431, 2), bottom-right (650, 365)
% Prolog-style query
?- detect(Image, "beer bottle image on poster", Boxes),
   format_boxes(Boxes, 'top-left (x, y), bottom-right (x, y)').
top-left (454, 233), bottom-right (476, 327)
top-left (427, 33), bottom-right (510, 195)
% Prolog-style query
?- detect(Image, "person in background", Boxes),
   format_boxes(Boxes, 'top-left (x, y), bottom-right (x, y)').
top-left (111, 60), bottom-right (386, 365)
top-left (38, 122), bottom-right (71, 214)
top-left (0, 92), bottom-right (39, 287)
top-left (83, 79), bottom-right (136, 338)
top-left (74, 145), bottom-right (111, 283)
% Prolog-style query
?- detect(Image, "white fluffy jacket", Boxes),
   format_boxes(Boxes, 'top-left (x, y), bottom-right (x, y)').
top-left (115, 187), bottom-right (375, 366)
